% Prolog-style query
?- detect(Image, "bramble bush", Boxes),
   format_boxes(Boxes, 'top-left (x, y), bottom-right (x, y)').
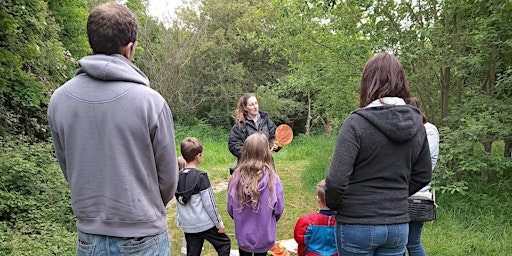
top-left (0, 136), bottom-right (75, 255)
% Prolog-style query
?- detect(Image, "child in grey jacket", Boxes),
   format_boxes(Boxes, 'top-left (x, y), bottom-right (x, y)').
top-left (176, 137), bottom-right (231, 256)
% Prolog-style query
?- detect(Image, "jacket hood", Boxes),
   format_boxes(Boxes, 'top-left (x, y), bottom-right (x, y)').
top-left (231, 168), bottom-right (273, 208)
top-left (352, 105), bottom-right (423, 142)
top-left (76, 54), bottom-right (149, 86)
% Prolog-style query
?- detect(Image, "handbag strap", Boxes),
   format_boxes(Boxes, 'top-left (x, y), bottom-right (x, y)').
top-left (432, 174), bottom-right (437, 207)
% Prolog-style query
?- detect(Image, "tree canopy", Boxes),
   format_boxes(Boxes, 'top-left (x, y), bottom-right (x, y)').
top-left (0, 0), bottom-right (510, 191)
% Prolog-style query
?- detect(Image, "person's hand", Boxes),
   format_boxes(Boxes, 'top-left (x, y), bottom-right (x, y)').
top-left (271, 143), bottom-right (279, 151)
top-left (218, 226), bottom-right (226, 233)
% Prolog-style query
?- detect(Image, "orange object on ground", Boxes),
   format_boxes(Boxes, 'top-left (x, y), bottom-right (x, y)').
top-left (268, 242), bottom-right (291, 256)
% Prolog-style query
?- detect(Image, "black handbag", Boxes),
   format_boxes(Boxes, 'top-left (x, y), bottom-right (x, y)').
top-left (408, 194), bottom-right (436, 222)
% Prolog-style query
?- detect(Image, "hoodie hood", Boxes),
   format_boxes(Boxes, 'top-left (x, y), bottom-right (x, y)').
top-left (353, 105), bottom-right (423, 142)
top-left (76, 54), bottom-right (149, 86)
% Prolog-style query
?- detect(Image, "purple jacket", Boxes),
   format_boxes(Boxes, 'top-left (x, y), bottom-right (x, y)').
top-left (227, 169), bottom-right (285, 253)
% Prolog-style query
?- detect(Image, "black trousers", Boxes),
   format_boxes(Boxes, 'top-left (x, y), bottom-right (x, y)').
top-left (185, 227), bottom-right (231, 256)
top-left (238, 249), bottom-right (267, 256)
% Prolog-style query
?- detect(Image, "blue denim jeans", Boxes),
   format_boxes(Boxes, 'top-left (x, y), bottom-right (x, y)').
top-left (76, 230), bottom-right (170, 256)
top-left (405, 222), bottom-right (425, 256)
top-left (335, 223), bottom-right (408, 256)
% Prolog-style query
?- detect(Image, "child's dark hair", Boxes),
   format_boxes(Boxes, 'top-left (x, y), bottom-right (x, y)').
top-left (180, 137), bottom-right (204, 162)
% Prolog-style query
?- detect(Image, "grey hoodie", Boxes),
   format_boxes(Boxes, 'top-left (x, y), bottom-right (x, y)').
top-left (48, 54), bottom-right (178, 237)
top-left (325, 103), bottom-right (432, 225)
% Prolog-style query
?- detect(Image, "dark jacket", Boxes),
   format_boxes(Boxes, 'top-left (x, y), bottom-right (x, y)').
top-left (228, 110), bottom-right (276, 159)
top-left (325, 104), bottom-right (432, 225)
top-left (175, 168), bottom-right (225, 233)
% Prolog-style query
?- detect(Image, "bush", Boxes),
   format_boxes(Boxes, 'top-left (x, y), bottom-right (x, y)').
top-left (0, 136), bottom-right (75, 254)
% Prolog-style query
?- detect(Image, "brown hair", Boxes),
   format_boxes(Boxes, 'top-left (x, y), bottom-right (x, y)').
top-left (316, 179), bottom-right (326, 204)
top-left (359, 52), bottom-right (411, 108)
top-left (177, 156), bottom-right (186, 170)
top-left (87, 2), bottom-right (138, 54)
top-left (406, 97), bottom-right (427, 124)
top-left (231, 133), bottom-right (275, 211)
top-left (235, 93), bottom-right (256, 125)
top-left (180, 137), bottom-right (204, 163)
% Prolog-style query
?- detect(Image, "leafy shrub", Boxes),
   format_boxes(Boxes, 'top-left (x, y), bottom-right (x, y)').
top-left (175, 121), bottom-right (229, 143)
top-left (0, 136), bottom-right (74, 237)
top-left (435, 95), bottom-right (512, 193)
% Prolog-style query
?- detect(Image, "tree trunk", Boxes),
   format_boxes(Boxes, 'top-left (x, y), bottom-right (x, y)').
top-left (317, 115), bottom-right (332, 137)
top-left (440, 66), bottom-right (450, 120)
top-left (481, 141), bottom-right (492, 183)
top-left (305, 91), bottom-right (312, 136)
top-left (505, 139), bottom-right (512, 158)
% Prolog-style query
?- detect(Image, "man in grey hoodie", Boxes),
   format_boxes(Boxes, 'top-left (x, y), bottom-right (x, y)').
top-left (47, 2), bottom-right (178, 255)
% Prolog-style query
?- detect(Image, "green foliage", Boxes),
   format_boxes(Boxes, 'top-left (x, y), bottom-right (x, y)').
top-left (435, 94), bottom-right (512, 193)
top-left (0, 0), bottom-right (77, 141)
top-left (0, 136), bottom-right (75, 255)
top-left (175, 121), bottom-right (229, 143)
top-left (137, 0), bottom-right (292, 129)
top-left (293, 134), bottom-right (335, 191)
top-left (263, 0), bottom-right (370, 134)
top-left (0, 137), bottom-right (73, 225)
top-left (47, 0), bottom-right (90, 59)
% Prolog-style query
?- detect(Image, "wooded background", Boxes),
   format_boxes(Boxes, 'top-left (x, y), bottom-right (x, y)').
top-left (1, 0), bottom-right (511, 199)
top-left (1, 1), bottom-right (512, 254)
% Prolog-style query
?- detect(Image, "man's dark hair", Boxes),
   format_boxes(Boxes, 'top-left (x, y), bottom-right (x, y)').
top-left (87, 2), bottom-right (138, 55)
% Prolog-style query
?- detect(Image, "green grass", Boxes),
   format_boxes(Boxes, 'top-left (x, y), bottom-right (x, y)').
top-left (168, 133), bottom-right (512, 255)
top-left (425, 180), bottom-right (512, 255)
top-left (167, 134), bottom-right (336, 254)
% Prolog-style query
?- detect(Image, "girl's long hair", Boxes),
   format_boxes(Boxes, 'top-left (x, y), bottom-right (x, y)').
top-left (235, 93), bottom-right (256, 125)
top-left (230, 133), bottom-right (275, 211)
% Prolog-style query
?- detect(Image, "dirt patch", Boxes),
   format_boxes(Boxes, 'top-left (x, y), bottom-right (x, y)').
top-left (212, 181), bottom-right (229, 193)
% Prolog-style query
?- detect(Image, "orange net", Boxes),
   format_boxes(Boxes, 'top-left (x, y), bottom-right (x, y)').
top-left (275, 124), bottom-right (293, 147)
top-left (268, 242), bottom-right (291, 256)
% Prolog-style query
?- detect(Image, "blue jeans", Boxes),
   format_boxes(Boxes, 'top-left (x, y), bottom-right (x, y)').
top-left (405, 222), bottom-right (425, 256)
top-left (335, 223), bottom-right (408, 256)
top-left (76, 230), bottom-right (170, 256)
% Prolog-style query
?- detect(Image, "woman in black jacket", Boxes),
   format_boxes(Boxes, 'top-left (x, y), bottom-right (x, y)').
top-left (228, 93), bottom-right (279, 174)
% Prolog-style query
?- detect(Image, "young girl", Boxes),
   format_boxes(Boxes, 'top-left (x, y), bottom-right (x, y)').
top-left (227, 133), bottom-right (285, 256)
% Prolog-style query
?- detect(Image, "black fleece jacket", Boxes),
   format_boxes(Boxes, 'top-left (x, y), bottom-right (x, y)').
top-left (325, 105), bottom-right (432, 225)
top-left (228, 110), bottom-right (276, 159)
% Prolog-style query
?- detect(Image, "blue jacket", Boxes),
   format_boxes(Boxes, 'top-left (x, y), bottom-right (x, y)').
top-left (294, 210), bottom-right (338, 256)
